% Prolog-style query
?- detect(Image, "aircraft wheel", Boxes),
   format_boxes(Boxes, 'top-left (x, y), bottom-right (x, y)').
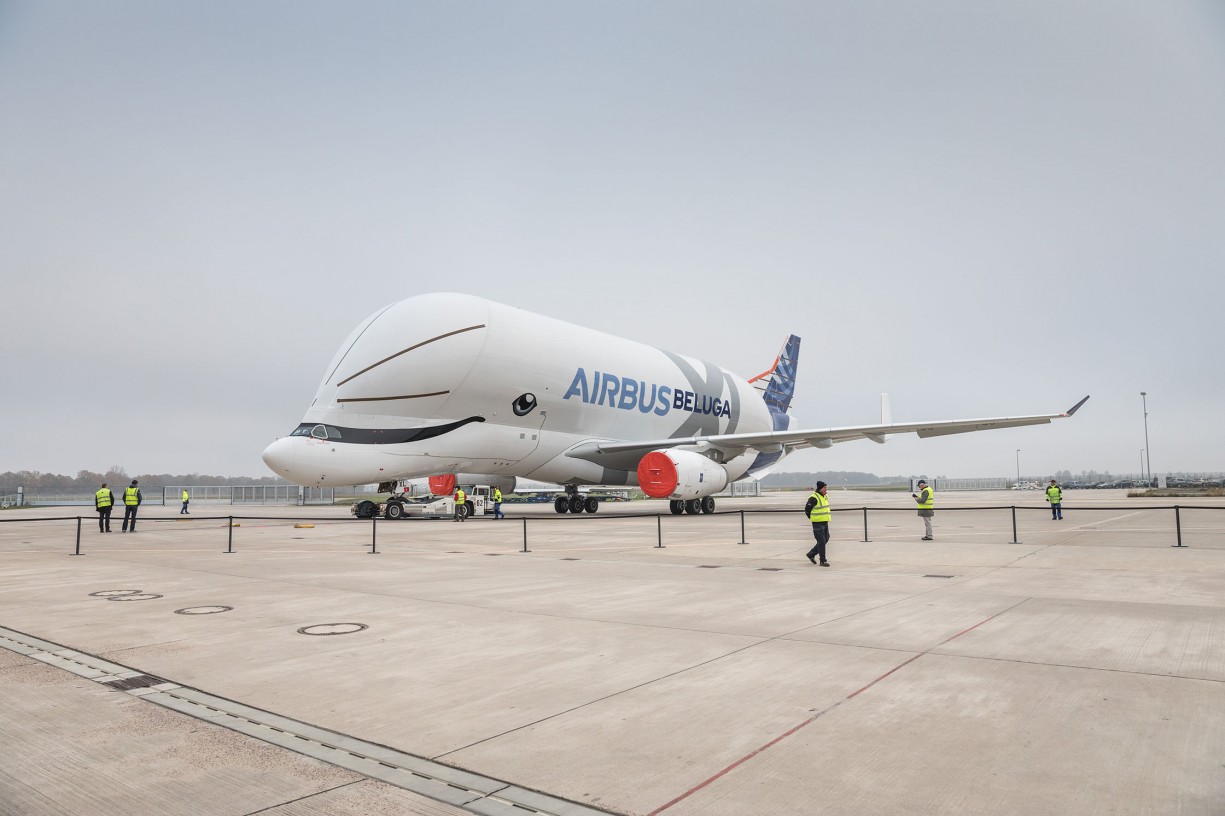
top-left (385, 501), bottom-right (404, 520)
top-left (355, 500), bottom-right (377, 519)
top-left (568, 495), bottom-right (585, 514)
top-left (669, 500), bottom-right (685, 515)
top-left (701, 496), bottom-right (716, 514)
top-left (554, 497), bottom-right (569, 514)
top-left (584, 496), bottom-right (599, 514)
top-left (684, 500), bottom-right (700, 515)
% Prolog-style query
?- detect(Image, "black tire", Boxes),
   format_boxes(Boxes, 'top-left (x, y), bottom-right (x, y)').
top-left (554, 497), bottom-right (569, 514)
top-left (355, 500), bottom-right (377, 519)
top-left (684, 499), bottom-right (700, 515)
top-left (568, 495), bottom-right (585, 514)
top-left (385, 501), bottom-right (404, 520)
top-left (584, 496), bottom-right (599, 514)
top-left (701, 496), bottom-right (715, 514)
top-left (669, 500), bottom-right (685, 515)
top-left (465, 500), bottom-right (475, 518)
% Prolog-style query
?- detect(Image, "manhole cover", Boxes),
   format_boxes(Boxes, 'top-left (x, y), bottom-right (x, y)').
top-left (297, 623), bottom-right (368, 636)
top-left (102, 674), bottom-right (167, 691)
top-left (90, 590), bottom-right (142, 597)
top-left (108, 594), bottom-right (163, 602)
top-left (175, 606), bottom-right (233, 615)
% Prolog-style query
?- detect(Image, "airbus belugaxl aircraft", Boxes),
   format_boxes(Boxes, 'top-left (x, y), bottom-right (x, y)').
top-left (262, 292), bottom-right (1088, 515)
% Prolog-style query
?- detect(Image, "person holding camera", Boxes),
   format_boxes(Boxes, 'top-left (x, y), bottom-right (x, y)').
top-left (913, 480), bottom-right (934, 540)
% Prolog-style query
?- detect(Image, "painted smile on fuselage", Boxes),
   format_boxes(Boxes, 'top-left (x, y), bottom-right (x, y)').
top-left (287, 416), bottom-right (485, 445)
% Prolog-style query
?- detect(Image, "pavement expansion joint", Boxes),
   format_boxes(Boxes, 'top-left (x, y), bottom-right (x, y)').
top-left (0, 625), bottom-right (618, 816)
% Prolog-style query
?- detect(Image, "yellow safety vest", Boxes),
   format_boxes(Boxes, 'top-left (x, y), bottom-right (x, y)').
top-left (916, 487), bottom-right (934, 510)
top-left (808, 492), bottom-right (831, 523)
top-left (124, 486), bottom-right (140, 506)
top-left (1046, 485), bottom-right (1062, 503)
top-left (493, 488), bottom-right (502, 502)
top-left (456, 489), bottom-right (466, 504)
top-left (96, 489), bottom-right (113, 508)
top-left (182, 490), bottom-right (190, 502)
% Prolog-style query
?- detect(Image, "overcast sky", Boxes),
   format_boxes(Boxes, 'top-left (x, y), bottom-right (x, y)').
top-left (2, 1), bottom-right (1222, 482)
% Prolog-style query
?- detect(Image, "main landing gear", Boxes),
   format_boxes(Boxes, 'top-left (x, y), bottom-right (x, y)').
top-left (554, 487), bottom-right (599, 514)
top-left (669, 497), bottom-right (716, 515)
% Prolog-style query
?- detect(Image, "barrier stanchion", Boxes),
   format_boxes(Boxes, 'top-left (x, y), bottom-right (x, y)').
top-left (72, 517), bottom-right (82, 556)
top-left (1010, 506), bottom-right (1021, 544)
top-left (1173, 505), bottom-right (1185, 547)
top-left (862, 507), bottom-right (871, 542)
top-left (370, 516), bottom-right (378, 554)
top-left (225, 516), bottom-right (234, 553)
top-left (656, 515), bottom-right (664, 548)
top-left (522, 518), bottom-right (529, 553)
top-left (738, 509), bottom-right (748, 545)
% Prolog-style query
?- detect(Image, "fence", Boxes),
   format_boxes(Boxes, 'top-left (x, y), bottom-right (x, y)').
top-left (3, 503), bottom-right (1221, 556)
top-left (163, 486), bottom-right (335, 506)
top-left (0, 486), bottom-right (335, 507)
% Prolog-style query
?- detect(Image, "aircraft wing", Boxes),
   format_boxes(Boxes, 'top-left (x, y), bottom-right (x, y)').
top-left (565, 396), bottom-right (1090, 470)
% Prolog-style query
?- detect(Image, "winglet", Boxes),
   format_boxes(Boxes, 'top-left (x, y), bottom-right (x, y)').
top-left (1063, 395), bottom-right (1090, 417)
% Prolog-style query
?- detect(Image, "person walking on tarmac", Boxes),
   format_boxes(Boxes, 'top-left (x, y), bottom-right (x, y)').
top-left (121, 479), bottom-right (142, 532)
top-left (804, 481), bottom-right (832, 567)
top-left (493, 486), bottom-right (505, 519)
top-left (1046, 479), bottom-right (1064, 520)
top-left (913, 480), bottom-right (935, 540)
top-left (180, 488), bottom-right (190, 514)
top-left (453, 485), bottom-right (467, 522)
top-left (95, 483), bottom-right (115, 532)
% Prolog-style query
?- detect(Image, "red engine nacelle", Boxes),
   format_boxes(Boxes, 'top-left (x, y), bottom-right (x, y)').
top-left (637, 449), bottom-right (729, 500)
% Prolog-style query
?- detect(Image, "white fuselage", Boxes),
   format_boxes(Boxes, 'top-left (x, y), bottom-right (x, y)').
top-left (262, 293), bottom-right (775, 488)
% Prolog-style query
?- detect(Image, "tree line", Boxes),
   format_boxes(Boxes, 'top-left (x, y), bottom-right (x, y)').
top-left (760, 471), bottom-right (909, 488)
top-left (1, 468), bottom-right (288, 492)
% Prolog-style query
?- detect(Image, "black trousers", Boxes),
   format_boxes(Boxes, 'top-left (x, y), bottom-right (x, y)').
top-left (97, 506), bottom-right (112, 531)
top-left (806, 522), bottom-right (830, 562)
top-left (122, 505), bottom-right (139, 530)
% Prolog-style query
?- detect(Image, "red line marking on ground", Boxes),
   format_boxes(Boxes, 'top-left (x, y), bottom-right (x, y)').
top-left (648, 605), bottom-right (1018, 814)
top-left (646, 711), bottom-right (826, 816)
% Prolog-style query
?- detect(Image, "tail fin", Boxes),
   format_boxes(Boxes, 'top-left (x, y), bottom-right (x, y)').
top-left (749, 334), bottom-right (801, 415)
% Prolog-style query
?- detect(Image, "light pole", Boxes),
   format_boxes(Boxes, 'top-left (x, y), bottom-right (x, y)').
top-left (1140, 392), bottom-right (1151, 483)
top-left (1141, 449), bottom-right (1145, 480)
top-left (1016, 449), bottom-right (1021, 485)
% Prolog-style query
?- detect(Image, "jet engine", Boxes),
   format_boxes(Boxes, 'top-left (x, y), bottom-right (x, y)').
top-left (636, 449), bottom-right (729, 500)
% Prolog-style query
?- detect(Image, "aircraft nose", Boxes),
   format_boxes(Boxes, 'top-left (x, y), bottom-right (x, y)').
top-left (261, 437), bottom-right (298, 480)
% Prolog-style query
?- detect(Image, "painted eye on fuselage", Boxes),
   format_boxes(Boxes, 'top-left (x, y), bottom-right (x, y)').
top-left (512, 393), bottom-right (537, 416)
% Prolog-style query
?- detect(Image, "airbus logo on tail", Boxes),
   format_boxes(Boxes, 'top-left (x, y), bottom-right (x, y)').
top-left (563, 368), bottom-right (733, 418)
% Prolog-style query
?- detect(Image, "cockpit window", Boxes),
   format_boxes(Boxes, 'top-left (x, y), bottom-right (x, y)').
top-left (289, 424), bottom-right (342, 440)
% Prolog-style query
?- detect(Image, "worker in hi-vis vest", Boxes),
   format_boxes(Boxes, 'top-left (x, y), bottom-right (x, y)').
top-left (121, 479), bottom-right (142, 532)
top-left (913, 480), bottom-right (934, 540)
top-left (95, 483), bottom-right (115, 533)
top-left (804, 481), bottom-right (831, 567)
top-left (1045, 479), bottom-right (1063, 520)
top-left (454, 486), bottom-right (467, 522)
top-left (493, 486), bottom-right (504, 519)
top-left (181, 488), bottom-right (190, 515)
